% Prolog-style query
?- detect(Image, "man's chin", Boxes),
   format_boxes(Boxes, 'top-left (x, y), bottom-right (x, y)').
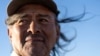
top-left (22, 49), bottom-right (46, 56)
top-left (22, 43), bottom-right (47, 56)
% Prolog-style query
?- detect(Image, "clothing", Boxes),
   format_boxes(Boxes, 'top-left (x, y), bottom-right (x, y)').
top-left (11, 51), bottom-right (19, 56)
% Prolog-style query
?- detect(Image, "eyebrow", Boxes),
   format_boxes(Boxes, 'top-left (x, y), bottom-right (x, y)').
top-left (37, 14), bottom-right (51, 18)
top-left (18, 13), bottom-right (53, 21)
top-left (19, 13), bottom-right (31, 20)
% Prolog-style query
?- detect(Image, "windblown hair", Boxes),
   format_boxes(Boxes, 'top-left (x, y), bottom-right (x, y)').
top-left (51, 12), bottom-right (85, 56)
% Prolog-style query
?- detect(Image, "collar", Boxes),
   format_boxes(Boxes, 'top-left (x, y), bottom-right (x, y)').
top-left (11, 51), bottom-right (19, 56)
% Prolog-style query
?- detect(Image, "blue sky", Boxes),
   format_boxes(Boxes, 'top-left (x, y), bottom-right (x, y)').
top-left (0, 0), bottom-right (100, 56)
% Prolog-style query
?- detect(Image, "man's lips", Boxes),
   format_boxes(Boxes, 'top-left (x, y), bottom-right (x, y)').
top-left (25, 36), bottom-right (44, 42)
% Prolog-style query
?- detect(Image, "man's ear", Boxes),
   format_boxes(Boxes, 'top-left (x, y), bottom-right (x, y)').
top-left (7, 28), bottom-right (12, 40)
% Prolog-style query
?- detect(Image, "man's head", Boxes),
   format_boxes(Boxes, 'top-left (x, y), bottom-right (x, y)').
top-left (6, 0), bottom-right (60, 56)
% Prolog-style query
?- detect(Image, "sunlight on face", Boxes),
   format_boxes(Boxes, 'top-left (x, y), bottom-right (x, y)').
top-left (8, 4), bottom-right (59, 56)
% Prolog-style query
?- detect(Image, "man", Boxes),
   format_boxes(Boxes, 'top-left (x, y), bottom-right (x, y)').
top-left (5, 0), bottom-right (60, 56)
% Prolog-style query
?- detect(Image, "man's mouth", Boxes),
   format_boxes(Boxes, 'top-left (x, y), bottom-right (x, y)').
top-left (25, 36), bottom-right (44, 42)
top-left (25, 33), bottom-right (45, 43)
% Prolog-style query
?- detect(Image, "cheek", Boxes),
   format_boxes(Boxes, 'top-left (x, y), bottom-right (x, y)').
top-left (11, 26), bottom-right (25, 46)
top-left (11, 27), bottom-right (20, 40)
top-left (43, 25), bottom-right (57, 48)
top-left (11, 27), bottom-right (21, 44)
top-left (12, 25), bottom-right (27, 39)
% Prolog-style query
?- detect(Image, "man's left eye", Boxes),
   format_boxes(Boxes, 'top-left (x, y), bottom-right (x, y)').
top-left (39, 18), bottom-right (48, 22)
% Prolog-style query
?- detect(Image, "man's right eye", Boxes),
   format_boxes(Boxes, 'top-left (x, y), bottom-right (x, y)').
top-left (19, 19), bottom-right (29, 25)
top-left (19, 14), bottom-right (30, 24)
top-left (20, 19), bottom-right (27, 23)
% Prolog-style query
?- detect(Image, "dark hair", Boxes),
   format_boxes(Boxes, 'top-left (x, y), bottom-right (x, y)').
top-left (51, 11), bottom-right (85, 56)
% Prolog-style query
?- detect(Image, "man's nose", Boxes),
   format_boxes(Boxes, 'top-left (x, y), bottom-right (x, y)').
top-left (27, 21), bottom-right (41, 34)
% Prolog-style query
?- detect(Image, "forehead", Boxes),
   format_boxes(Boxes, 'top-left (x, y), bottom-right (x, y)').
top-left (17, 4), bottom-right (56, 16)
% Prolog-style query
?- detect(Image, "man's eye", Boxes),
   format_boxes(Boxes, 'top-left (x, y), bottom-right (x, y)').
top-left (19, 19), bottom-right (29, 24)
top-left (39, 18), bottom-right (48, 22)
top-left (20, 19), bottom-right (27, 23)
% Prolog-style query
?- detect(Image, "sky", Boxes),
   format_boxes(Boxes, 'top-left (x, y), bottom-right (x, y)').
top-left (0, 0), bottom-right (100, 56)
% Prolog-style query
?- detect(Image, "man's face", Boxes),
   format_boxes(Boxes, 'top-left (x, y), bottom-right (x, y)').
top-left (8, 4), bottom-right (59, 56)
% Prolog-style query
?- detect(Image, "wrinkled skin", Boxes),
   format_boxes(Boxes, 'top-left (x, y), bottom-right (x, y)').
top-left (8, 4), bottom-right (60, 56)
